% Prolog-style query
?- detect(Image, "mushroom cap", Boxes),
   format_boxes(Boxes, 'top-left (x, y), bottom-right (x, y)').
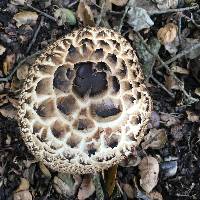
top-left (18, 27), bottom-right (152, 174)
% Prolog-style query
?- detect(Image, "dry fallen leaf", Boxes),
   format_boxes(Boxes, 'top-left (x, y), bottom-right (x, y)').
top-left (120, 154), bottom-right (141, 167)
top-left (148, 191), bottom-right (163, 200)
top-left (53, 174), bottom-right (76, 197)
top-left (122, 183), bottom-right (135, 199)
top-left (139, 156), bottom-right (159, 193)
top-left (23, 159), bottom-right (37, 168)
top-left (0, 104), bottom-right (18, 120)
top-left (6, 134), bottom-right (11, 145)
top-left (13, 11), bottom-right (38, 27)
top-left (39, 162), bottom-right (51, 178)
top-left (153, 0), bottom-right (178, 10)
top-left (54, 8), bottom-right (76, 26)
top-left (110, 0), bottom-right (128, 6)
top-left (164, 38), bottom-right (179, 54)
top-left (0, 44), bottom-right (6, 55)
top-left (148, 111), bottom-right (160, 128)
top-left (13, 178), bottom-right (32, 200)
top-left (15, 178), bottom-right (30, 192)
top-left (134, 36), bottom-right (161, 78)
top-left (17, 63), bottom-right (29, 80)
top-left (160, 113), bottom-right (180, 127)
top-left (53, 173), bottom-right (81, 197)
top-left (142, 129), bottom-right (167, 149)
top-left (11, 76), bottom-right (23, 91)
top-left (186, 110), bottom-right (199, 122)
top-left (13, 191), bottom-right (32, 200)
top-left (171, 65), bottom-right (189, 75)
top-left (77, 1), bottom-right (95, 26)
top-left (195, 88), bottom-right (200, 97)
top-left (164, 74), bottom-right (180, 91)
top-left (3, 53), bottom-right (16, 75)
top-left (0, 94), bottom-right (8, 107)
top-left (104, 165), bottom-right (117, 196)
top-left (78, 175), bottom-right (95, 200)
top-left (128, 0), bottom-right (163, 15)
top-left (128, 7), bottom-right (154, 31)
top-left (157, 23), bottom-right (178, 44)
top-left (10, 0), bottom-right (26, 5)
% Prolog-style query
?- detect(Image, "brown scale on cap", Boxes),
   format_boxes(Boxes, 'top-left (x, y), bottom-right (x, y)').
top-left (18, 27), bottom-right (152, 174)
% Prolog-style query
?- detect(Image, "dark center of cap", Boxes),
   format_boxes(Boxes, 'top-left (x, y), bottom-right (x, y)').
top-left (73, 62), bottom-right (108, 97)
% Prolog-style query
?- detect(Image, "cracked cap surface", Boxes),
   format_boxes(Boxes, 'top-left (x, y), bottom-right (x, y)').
top-left (18, 27), bottom-right (152, 174)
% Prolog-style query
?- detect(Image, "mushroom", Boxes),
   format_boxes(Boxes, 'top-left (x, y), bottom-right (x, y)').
top-left (18, 27), bottom-right (152, 174)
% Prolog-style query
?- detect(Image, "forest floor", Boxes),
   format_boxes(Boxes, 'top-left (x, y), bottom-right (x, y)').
top-left (0, 0), bottom-right (200, 200)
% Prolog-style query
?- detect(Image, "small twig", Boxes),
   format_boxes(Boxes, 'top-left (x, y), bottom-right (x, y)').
top-left (109, 10), bottom-right (124, 15)
top-left (67, 0), bottom-right (79, 8)
top-left (116, 181), bottom-right (123, 195)
top-left (157, 42), bottom-right (200, 69)
top-left (178, 15), bottom-right (183, 48)
top-left (118, 4), bottom-right (129, 33)
top-left (25, 3), bottom-right (57, 22)
top-left (0, 51), bottom-right (42, 82)
top-left (89, 0), bottom-right (102, 10)
top-left (26, 16), bottom-right (44, 54)
top-left (179, 12), bottom-right (200, 28)
top-left (150, 75), bottom-right (175, 98)
top-left (96, 1), bottom-right (106, 26)
top-left (189, 13), bottom-right (200, 28)
top-left (136, 32), bottom-right (198, 103)
top-left (149, 4), bottom-right (199, 15)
